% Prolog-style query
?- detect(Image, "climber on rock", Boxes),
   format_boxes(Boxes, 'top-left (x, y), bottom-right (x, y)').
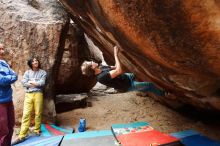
top-left (81, 46), bottom-right (166, 96)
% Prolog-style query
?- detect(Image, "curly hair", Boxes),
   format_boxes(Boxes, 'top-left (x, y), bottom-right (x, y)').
top-left (27, 57), bottom-right (41, 69)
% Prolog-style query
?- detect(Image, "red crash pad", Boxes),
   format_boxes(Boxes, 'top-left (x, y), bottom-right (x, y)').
top-left (117, 129), bottom-right (181, 146)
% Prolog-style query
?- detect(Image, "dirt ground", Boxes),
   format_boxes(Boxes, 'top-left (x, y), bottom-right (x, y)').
top-left (57, 91), bottom-right (220, 141)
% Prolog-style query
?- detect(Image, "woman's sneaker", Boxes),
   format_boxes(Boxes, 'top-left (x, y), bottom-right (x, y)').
top-left (34, 131), bottom-right (41, 136)
top-left (11, 137), bottom-right (25, 145)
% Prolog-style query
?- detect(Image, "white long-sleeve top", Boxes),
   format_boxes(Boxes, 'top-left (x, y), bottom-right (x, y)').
top-left (22, 69), bottom-right (47, 93)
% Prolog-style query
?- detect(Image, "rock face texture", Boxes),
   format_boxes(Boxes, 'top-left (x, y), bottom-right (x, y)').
top-left (55, 23), bottom-right (97, 94)
top-left (59, 0), bottom-right (220, 112)
top-left (0, 0), bottom-right (97, 123)
top-left (56, 25), bottom-right (102, 94)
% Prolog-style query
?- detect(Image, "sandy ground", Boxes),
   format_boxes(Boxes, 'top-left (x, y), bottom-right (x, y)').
top-left (57, 91), bottom-right (220, 141)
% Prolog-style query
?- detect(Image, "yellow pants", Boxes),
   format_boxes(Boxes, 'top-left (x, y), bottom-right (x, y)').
top-left (19, 92), bottom-right (43, 139)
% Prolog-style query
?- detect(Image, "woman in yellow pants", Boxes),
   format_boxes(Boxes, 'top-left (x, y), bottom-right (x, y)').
top-left (12, 57), bottom-right (47, 145)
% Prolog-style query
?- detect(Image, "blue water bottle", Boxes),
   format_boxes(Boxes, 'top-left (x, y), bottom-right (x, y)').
top-left (78, 118), bottom-right (86, 132)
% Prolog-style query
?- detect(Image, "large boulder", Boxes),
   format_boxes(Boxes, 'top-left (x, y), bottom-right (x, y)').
top-left (59, 0), bottom-right (220, 112)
